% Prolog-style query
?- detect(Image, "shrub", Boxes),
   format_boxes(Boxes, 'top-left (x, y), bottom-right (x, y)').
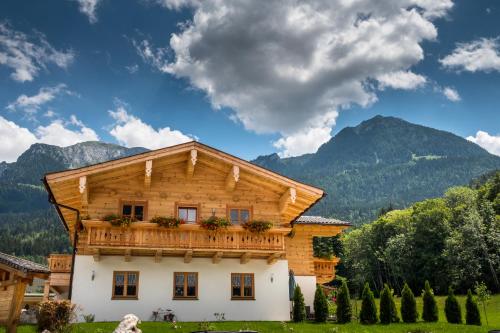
top-left (379, 284), bottom-right (399, 324)
top-left (445, 287), bottom-right (462, 324)
top-left (422, 280), bottom-right (438, 322)
top-left (150, 216), bottom-right (182, 228)
top-left (401, 282), bottom-right (418, 323)
top-left (359, 282), bottom-right (377, 324)
top-left (200, 216), bottom-right (231, 231)
top-left (82, 313), bottom-right (95, 323)
top-left (241, 220), bottom-right (273, 233)
top-left (292, 285), bottom-right (306, 322)
top-left (103, 214), bottom-right (136, 227)
top-left (37, 300), bottom-right (76, 333)
top-left (336, 279), bottom-right (351, 323)
top-left (314, 285), bottom-right (329, 322)
top-left (465, 289), bottom-right (481, 325)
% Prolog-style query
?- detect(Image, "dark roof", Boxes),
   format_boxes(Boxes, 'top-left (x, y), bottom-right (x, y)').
top-left (0, 252), bottom-right (50, 275)
top-left (295, 215), bottom-right (351, 226)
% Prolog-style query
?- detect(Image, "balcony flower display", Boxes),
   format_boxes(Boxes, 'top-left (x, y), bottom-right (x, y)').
top-left (103, 214), bottom-right (136, 227)
top-left (200, 216), bottom-right (231, 232)
top-left (150, 216), bottom-right (183, 228)
top-left (242, 220), bottom-right (273, 233)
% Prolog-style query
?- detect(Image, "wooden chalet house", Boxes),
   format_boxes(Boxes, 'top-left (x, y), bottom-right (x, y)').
top-left (43, 142), bottom-right (349, 321)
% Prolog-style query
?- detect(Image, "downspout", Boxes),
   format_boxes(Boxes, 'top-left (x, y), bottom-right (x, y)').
top-left (43, 178), bottom-right (80, 300)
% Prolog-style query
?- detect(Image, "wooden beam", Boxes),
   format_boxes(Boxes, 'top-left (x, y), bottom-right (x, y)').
top-left (124, 249), bottom-right (131, 262)
top-left (93, 249), bottom-right (100, 262)
top-left (267, 253), bottom-right (282, 265)
top-left (186, 149), bottom-right (197, 179)
top-left (144, 160), bottom-right (153, 188)
top-left (212, 251), bottom-right (223, 264)
top-left (43, 281), bottom-right (50, 300)
top-left (79, 176), bottom-right (88, 205)
top-left (279, 187), bottom-right (297, 214)
top-left (154, 250), bottom-right (162, 263)
top-left (225, 165), bottom-right (240, 192)
top-left (7, 280), bottom-right (27, 333)
top-left (240, 252), bottom-right (251, 264)
top-left (184, 250), bottom-right (193, 263)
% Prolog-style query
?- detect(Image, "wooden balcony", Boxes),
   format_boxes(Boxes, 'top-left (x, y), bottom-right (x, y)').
top-left (81, 220), bottom-right (288, 263)
top-left (47, 254), bottom-right (72, 295)
top-left (314, 258), bottom-right (340, 284)
top-left (48, 254), bottom-right (72, 273)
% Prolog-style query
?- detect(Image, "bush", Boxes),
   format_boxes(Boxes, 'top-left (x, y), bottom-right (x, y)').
top-left (241, 220), bottom-right (273, 233)
top-left (313, 285), bottom-right (329, 322)
top-left (445, 287), bottom-right (462, 324)
top-left (401, 282), bottom-right (418, 323)
top-left (37, 300), bottom-right (76, 333)
top-left (465, 289), bottom-right (481, 325)
top-left (379, 284), bottom-right (399, 324)
top-left (359, 282), bottom-right (377, 324)
top-left (422, 280), bottom-right (438, 322)
top-left (292, 285), bottom-right (306, 322)
top-left (336, 279), bottom-right (352, 323)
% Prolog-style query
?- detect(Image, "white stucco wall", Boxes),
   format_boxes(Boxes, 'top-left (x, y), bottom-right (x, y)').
top-left (71, 255), bottom-right (291, 322)
top-left (294, 276), bottom-right (317, 310)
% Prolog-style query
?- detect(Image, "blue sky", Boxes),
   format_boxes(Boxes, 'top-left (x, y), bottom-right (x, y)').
top-left (0, 0), bottom-right (499, 162)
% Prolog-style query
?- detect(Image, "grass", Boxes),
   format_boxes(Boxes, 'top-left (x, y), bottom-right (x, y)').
top-left (4, 294), bottom-right (499, 333)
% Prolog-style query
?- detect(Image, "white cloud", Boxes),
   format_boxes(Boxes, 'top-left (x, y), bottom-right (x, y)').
top-left (442, 86), bottom-right (461, 102)
top-left (440, 37), bottom-right (500, 73)
top-left (377, 71), bottom-right (427, 90)
top-left (467, 131), bottom-right (500, 156)
top-left (76, 0), bottom-right (101, 24)
top-left (140, 0), bottom-right (452, 156)
top-left (126, 64), bottom-right (139, 74)
top-left (6, 84), bottom-right (70, 115)
top-left (108, 103), bottom-right (194, 149)
top-left (0, 115), bottom-right (99, 162)
top-left (0, 22), bottom-right (74, 82)
top-left (44, 110), bottom-right (56, 118)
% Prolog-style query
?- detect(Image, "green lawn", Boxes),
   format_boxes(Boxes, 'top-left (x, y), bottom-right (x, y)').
top-left (4, 294), bottom-right (499, 333)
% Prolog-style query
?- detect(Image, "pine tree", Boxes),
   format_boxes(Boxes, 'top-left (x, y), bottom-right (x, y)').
top-left (313, 285), bottom-right (329, 322)
top-left (336, 279), bottom-right (352, 323)
top-left (422, 280), bottom-right (438, 322)
top-left (292, 285), bottom-right (306, 322)
top-left (400, 282), bottom-right (418, 323)
top-left (465, 289), bottom-right (481, 326)
top-left (380, 284), bottom-right (399, 324)
top-left (359, 282), bottom-right (378, 324)
top-left (445, 287), bottom-right (462, 324)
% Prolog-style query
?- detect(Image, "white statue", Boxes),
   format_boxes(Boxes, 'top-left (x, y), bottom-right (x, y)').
top-left (113, 314), bottom-right (142, 333)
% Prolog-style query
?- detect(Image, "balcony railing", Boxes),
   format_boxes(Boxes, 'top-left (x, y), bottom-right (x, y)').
top-left (314, 258), bottom-right (340, 283)
top-left (82, 220), bottom-right (287, 252)
top-left (48, 254), bottom-right (72, 273)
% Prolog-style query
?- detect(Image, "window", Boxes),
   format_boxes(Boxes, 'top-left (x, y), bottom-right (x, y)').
top-left (112, 271), bottom-right (139, 299)
top-left (231, 273), bottom-right (254, 300)
top-left (228, 207), bottom-right (251, 225)
top-left (120, 201), bottom-right (147, 221)
top-left (173, 272), bottom-right (198, 299)
top-left (177, 204), bottom-right (198, 224)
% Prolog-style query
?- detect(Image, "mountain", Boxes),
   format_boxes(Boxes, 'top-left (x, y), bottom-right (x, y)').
top-left (253, 116), bottom-right (500, 224)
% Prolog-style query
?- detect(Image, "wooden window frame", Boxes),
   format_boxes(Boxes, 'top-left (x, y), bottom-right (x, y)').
top-left (231, 273), bottom-right (255, 300)
top-left (112, 271), bottom-right (139, 300)
top-left (175, 202), bottom-right (201, 224)
top-left (173, 272), bottom-right (198, 300)
top-left (226, 206), bottom-right (253, 225)
top-left (119, 200), bottom-right (148, 221)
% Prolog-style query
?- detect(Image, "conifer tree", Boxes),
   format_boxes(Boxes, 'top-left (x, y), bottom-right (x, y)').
top-left (422, 280), bottom-right (438, 322)
top-left (313, 285), bottom-right (329, 322)
top-left (465, 289), bottom-right (481, 326)
top-left (380, 284), bottom-right (399, 324)
top-left (292, 285), bottom-right (306, 322)
top-left (445, 287), bottom-right (462, 324)
top-left (359, 282), bottom-right (378, 324)
top-left (401, 282), bottom-right (418, 323)
top-left (336, 279), bottom-right (352, 323)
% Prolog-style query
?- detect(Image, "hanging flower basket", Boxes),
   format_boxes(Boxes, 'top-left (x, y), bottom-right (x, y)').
top-left (103, 214), bottom-right (136, 227)
top-left (200, 216), bottom-right (231, 232)
top-left (242, 220), bottom-right (273, 233)
top-left (150, 216), bottom-right (183, 228)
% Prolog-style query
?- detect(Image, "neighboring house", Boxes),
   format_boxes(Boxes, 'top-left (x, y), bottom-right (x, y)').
top-left (43, 141), bottom-right (349, 322)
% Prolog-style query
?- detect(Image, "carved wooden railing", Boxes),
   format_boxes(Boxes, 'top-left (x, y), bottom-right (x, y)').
top-left (48, 254), bottom-right (72, 273)
top-left (314, 258), bottom-right (340, 284)
top-left (82, 220), bottom-right (287, 252)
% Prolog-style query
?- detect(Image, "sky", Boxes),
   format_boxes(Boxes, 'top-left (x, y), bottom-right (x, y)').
top-left (0, 0), bottom-right (499, 163)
